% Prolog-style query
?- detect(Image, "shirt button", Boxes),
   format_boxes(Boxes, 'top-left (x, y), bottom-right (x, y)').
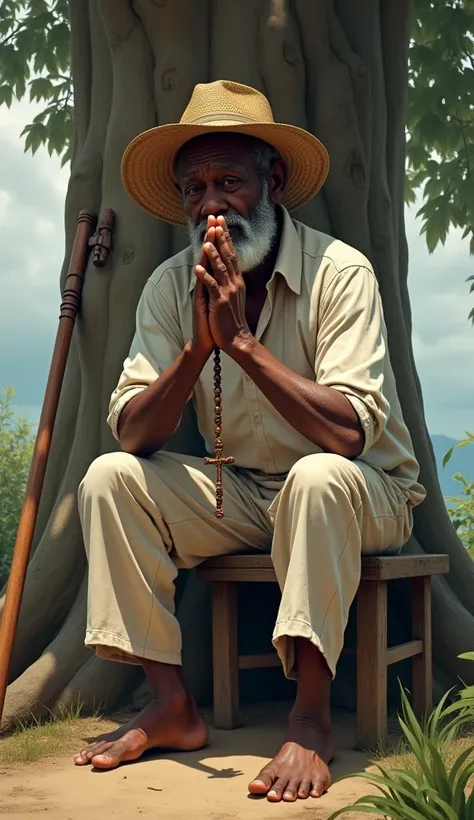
top-left (364, 420), bottom-right (370, 427)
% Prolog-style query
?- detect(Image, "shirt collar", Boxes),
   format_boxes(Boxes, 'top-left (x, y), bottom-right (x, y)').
top-left (187, 206), bottom-right (302, 295)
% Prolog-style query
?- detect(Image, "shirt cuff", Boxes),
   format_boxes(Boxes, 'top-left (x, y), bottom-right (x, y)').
top-left (107, 387), bottom-right (146, 442)
top-left (343, 394), bottom-right (376, 455)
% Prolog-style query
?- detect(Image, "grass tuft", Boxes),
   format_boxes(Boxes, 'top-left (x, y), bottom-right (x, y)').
top-left (0, 700), bottom-right (115, 766)
top-left (373, 731), bottom-right (474, 779)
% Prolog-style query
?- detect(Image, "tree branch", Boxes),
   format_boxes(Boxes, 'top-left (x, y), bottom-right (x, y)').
top-left (0, 22), bottom-right (28, 48)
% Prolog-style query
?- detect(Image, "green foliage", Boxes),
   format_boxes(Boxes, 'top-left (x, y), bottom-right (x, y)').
top-left (408, 1), bottom-right (474, 323)
top-left (0, 387), bottom-right (35, 586)
top-left (0, 0), bottom-right (72, 164)
top-left (328, 655), bottom-right (474, 819)
top-left (443, 433), bottom-right (474, 558)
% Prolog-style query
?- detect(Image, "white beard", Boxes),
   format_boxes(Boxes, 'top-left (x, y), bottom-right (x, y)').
top-left (188, 182), bottom-right (278, 272)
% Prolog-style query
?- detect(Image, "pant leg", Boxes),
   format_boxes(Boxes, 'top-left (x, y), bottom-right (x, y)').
top-left (78, 450), bottom-right (274, 666)
top-left (269, 453), bottom-right (413, 680)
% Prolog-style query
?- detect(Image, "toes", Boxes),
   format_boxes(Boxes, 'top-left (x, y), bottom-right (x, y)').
top-left (74, 742), bottom-right (110, 766)
top-left (248, 768), bottom-right (274, 795)
top-left (91, 740), bottom-right (127, 770)
top-left (267, 778), bottom-right (289, 803)
top-left (310, 777), bottom-right (329, 798)
top-left (282, 781), bottom-right (300, 802)
top-left (297, 780), bottom-right (312, 800)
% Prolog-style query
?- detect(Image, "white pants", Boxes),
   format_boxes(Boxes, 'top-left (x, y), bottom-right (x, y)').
top-left (79, 451), bottom-right (412, 679)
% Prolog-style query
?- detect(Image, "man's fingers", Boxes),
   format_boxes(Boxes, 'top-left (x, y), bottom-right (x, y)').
top-left (198, 225), bottom-right (215, 267)
top-left (193, 275), bottom-right (207, 300)
top-left (203, 242), bottom-right (228, 284)
top-left (216, 216), bottom-right (237, 256)
top-left (194, 263), bottom-right (219, 294)
top-left (216, 225), bottom-right (239, 282)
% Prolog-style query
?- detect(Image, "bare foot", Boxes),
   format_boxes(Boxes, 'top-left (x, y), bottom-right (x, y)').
top-left (248, 714), bottom-right (335, 802)
top-left (74, 694), bottom-right (208, 770)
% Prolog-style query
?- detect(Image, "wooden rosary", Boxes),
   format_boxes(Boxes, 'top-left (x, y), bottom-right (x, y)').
top-left (204, 348), bottom-right (234, 517)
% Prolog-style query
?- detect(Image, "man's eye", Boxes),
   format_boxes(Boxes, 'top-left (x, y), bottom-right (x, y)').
top-left (222, 177), bottom-right (240, 189)
top-left (185, 185), bottom-right (202, 197)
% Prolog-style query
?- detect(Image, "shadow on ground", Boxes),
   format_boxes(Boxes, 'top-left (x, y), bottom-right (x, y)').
top-left (0, 702), bottom-right (386, 820)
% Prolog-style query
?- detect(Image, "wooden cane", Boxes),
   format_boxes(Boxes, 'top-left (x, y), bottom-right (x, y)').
top-left (204, 348), bottom-right (234, 517)
top-left (0, 209), bottom-right (106, 724)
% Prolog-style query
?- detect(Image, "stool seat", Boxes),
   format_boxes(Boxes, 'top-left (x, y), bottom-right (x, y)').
top-left (197, 551), bottom-right (449, 749)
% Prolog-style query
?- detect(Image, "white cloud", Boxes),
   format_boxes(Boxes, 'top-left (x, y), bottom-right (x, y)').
top-left (32, 216), bottom-right (56, 239)
top-left (0, 100), bottom-right (472, 439)
top-left (0, 189), bottom-right (12, 225)
top-left (0, 103), bottom-right (65, 407)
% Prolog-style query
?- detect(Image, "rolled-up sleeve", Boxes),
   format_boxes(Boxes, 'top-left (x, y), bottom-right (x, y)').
top-left (107, 272), bottom-right (184, 441)
top-left (315, 265), bottom-right (390, 455)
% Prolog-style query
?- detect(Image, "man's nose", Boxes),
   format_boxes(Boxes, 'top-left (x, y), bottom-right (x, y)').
top-left (200, 187), bottom-right (228, 219)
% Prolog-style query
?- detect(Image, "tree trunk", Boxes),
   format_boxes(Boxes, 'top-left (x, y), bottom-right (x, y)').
top-left (2, 0), bottom-right (473, 731)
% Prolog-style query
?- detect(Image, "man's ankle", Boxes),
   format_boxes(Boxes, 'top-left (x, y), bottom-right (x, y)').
top-left (289, 705), bottom-right (332, 735)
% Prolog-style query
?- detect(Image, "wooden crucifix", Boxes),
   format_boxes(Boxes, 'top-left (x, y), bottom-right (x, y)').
top-left (204, 348), bottom-right (234, 518)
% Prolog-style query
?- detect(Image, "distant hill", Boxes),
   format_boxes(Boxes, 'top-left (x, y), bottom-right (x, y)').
top-left (431, 434), bottom-right (474, 499)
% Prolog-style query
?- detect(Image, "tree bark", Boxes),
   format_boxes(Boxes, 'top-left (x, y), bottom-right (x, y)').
top-left (2, 0), bottom-right (473, 731)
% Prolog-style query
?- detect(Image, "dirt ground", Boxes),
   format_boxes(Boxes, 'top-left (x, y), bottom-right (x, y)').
top-left (0, 702), bottom-right (382, 820)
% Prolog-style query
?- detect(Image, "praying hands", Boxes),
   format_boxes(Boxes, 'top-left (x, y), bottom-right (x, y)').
top-left (194, 215), bottom-right (253, 354)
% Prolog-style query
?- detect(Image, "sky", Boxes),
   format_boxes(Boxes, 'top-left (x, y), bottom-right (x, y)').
top-left (0, 99), bottom-right (473, 439)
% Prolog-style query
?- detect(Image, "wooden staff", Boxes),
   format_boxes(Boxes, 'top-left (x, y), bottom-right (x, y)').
top-left (0, 209), bottom-right (115, 724)
top-left (205, 348), bottom-right (234, 517)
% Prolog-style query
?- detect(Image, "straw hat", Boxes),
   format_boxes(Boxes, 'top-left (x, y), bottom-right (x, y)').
top-left (121, 80), bottom-right (329, 226)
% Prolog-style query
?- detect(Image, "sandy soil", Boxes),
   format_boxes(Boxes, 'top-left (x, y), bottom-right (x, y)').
top-left (0, 703), bottom-right (381, 820)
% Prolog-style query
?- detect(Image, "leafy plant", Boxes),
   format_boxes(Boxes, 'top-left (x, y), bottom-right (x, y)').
top-left (328, 655), bottom-right (474, 819)
top-left (0, 0), bottom-right (72, 164)
top-left (443, 433), bottom-right (474, 558)
top-left (0, 386), bottom-right (36, 586)
top-left (408, 1), bottom-right (474, 324)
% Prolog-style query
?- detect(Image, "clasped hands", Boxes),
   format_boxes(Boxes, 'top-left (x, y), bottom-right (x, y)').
top-left (192, 215), bottom-right (252, 356)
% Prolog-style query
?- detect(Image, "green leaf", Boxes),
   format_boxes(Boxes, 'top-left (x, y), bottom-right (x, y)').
top-left (29, 76), bottom-right (54, 102)
top-left (443, 446), bottom-right (455, 468)
top-left (22, 121), bottom-right (48, 155)
top-left (0, 84), bottom-right (13, 107)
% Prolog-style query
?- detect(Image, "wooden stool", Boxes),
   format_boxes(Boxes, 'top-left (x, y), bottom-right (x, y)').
top-left (197, 552), bottom-right (449, 749)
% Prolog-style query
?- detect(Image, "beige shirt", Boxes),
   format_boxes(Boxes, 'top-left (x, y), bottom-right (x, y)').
top-left (108, 207), bottom-right (426, 508)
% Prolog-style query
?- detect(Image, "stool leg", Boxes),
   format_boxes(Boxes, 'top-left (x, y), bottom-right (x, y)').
top-left (356, 580), bottom-right (388, 750)
top-left (412, 576), bottom-right (432, 718)
top-left (212, 581), bottom-right (239, 729)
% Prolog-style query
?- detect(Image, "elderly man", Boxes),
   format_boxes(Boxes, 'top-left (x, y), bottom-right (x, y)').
top-left (74, 80), bottom-right (425, 802)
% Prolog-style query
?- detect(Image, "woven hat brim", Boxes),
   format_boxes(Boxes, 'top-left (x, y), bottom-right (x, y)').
top-left (121, 121), bottom-right (329, 225)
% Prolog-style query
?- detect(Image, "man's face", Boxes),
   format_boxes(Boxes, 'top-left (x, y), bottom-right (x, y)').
top-left (175, 134), bottom-right (280, 272)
